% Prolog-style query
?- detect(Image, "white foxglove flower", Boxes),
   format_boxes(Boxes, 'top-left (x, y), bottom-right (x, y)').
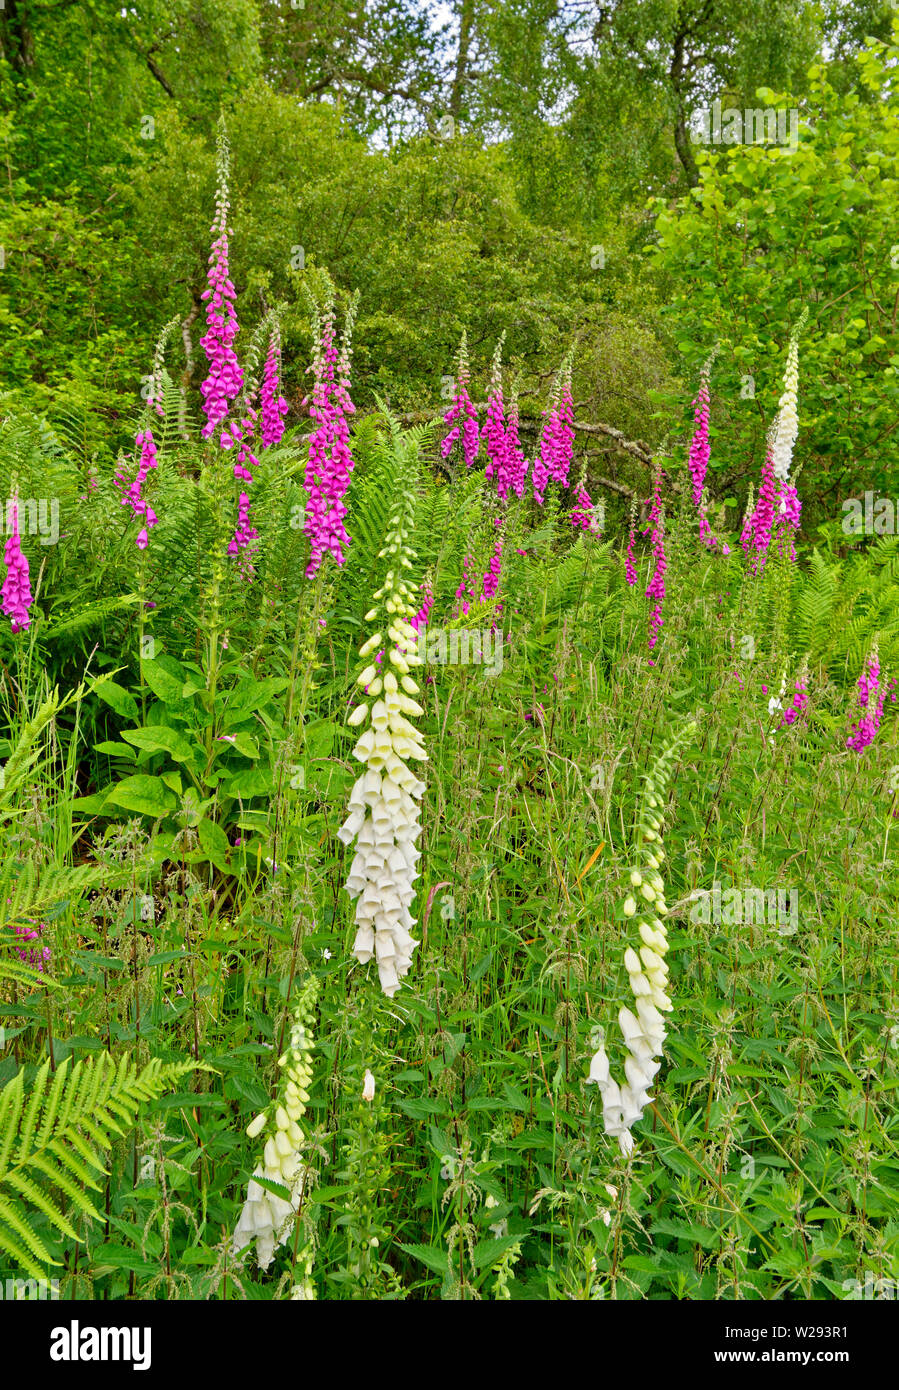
top-left (340, 459), bottom-right (427, 997)
top-left (770, 309), bottom-right (808, 483)
top-left (233, 979), bottom-right (318, 1270)
top-left (362, 1068), bottom-right (376, 1102)
top-left (587, 722), bottom-right (696, 1156)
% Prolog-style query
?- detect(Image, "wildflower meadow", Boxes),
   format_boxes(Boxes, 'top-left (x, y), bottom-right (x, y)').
top-left (1, 0), bottom-right (898, 1351)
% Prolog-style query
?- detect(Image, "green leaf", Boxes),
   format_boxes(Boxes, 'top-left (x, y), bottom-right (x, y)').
top-left (92, 679), bottom-right (138, 722)
top-left (140, 659), bottom-right (187, 707)
top-left (198, 818), bottom-right (233, 873)
top-left (122, 725), bottom-right (198, 763)
top-left (399, 1242), bottom-right (449, 1277)
top-left (106, 775), bottom-right (177, 817)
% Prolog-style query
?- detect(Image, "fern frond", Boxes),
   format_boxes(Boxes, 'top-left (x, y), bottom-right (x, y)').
top-left (0, 1053), bottom-right (206, 1275)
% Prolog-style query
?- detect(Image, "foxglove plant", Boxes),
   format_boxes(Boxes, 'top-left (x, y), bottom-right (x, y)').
top-left (749, 311), bottom-right (808, 570)
top-left (303, 282), bottom-right (360, 577)
top-left (587, 720), bottom-right (697, 1156)
top-left (482, 334), bottom-right (513, 498)
top-left (770, 309), bottom-right (808, 487)
top-left (199, 118), bottom-right (243, 440)
top-left (846, 646), bottom-right (895, 752)
top-left (409, 579), bottom-right (434, 634)
top-left (14, 920), bottom-right (50, 972)
top-left (339, 442), bottom-right (427, 997)
top-left (441, 331), bottom-right (479, 471)
top-left (625, 501), bottom-right (638, 586)
top-left (115, 316), bottom-right (179, 550)
top-left (777, 661), bottom-right (809, 730)
top-left (532, 354), bottom-right (574, 504)
top-left (570, 466), bottom-right (600, 532)
top-left (260, 320), bottom-right (288, 448)
top-left (454, 553), bottom-right (476, 618)
top-left (1, 494), bottom-right (32, 634)
top-left (220, 314), bottom-right (282, 566)
top-left (481, 534), bottom-right (503, 600)
top-left (686, 349), bottom-right (726, 551)
top-left (233, 976), bottom-right (319, 1270)
top-left (505, 379), bottom-right (529, 498)
top-left (644, 467), bottom-right (666, 653)
top-left (748, 428), bottom-right (777, 573)
top-left (739, 484), bottom-right (755, 556)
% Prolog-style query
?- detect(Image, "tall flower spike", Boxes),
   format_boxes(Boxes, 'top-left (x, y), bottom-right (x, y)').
top-left (777, 659), bottom-right (809, 730)
top-left (625, 499), bottom-right (638, 586)
top-left (687, 347), bottom-right (728, 552)
top-left (303, 282), bottom-right (359, 577)
top-left (644, 466), bottom-right (666, 654)
top-left (505, 377), bottom-right (530, 498)
top-left (571, 462), bottom-right (600, 533)
top-left (339, 436), bottom-right (427, 997)
top-left (2, 494), bottom-right (32, 633)
top-left (847, 644), bottom-right (896, 752)
top-left (441, 330), bottom-right (479, 470)
top-left (233, 977), bottom-right (319, 1271)
top-left (587, 720), bottom-right (697, 1156)
top-left (199, 117), bottom-right (243, 440)
top-left (115, 317), bottom-right (179, 550)
top-left (482, 334), bottom-right (514, 498)
top-left (749, 424), bottom-right (777, 573)
top-left (739, 483), bottom-right (755, 555)
top-left (532, 352), bottom-right (574, 505)
top-left (770, 308), bottom-right (808, 485)
top-left (260, 319), bottom-right (289, 449)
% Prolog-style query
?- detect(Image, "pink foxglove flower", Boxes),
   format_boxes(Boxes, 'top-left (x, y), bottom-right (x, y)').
top-left (260, 321), bottom-right (288, 448)
top-left (533, 355), bottom-right (575, 505)
top-left (303, 284), bottom-right (360, 577)
top-left (748, 429), bottom-right (777, 573)
top-left (481, 536), bottom-right (503, 600)
top-left (441, 331), bottom-right (479, 470)
top-left (505, 381), bottom-right (530, 498)
top-left (643, 470), bottom-right (666, 653)
top-left (199, 119), bottom-right (243, 440)
top-left (847, 647), bottom-right (895, 752)
top-left (228, 491), bottom-right (259, 574)
top-left (2, 497), bottom-right (32, 633)
top-left (14, 919), bottom-right (50, 972)
top-left (571, 480), bottom-right (600, 532)
top-left (409, 579), bottom-right (434, 634)
top-left (454, 553), bottom-right (476, 618)
top-left (739, 484), bottom-right (755, 556)
top-left (625, 501), bottom-right (638, 586)
top-left (687, 349), bottom-right (727, 552)
top-left (482, 334), bottom-right (514, 498)
top-left (778, 666), bottom-right (809, 730)
top-left (116, 317), bottom-right (178, 550)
